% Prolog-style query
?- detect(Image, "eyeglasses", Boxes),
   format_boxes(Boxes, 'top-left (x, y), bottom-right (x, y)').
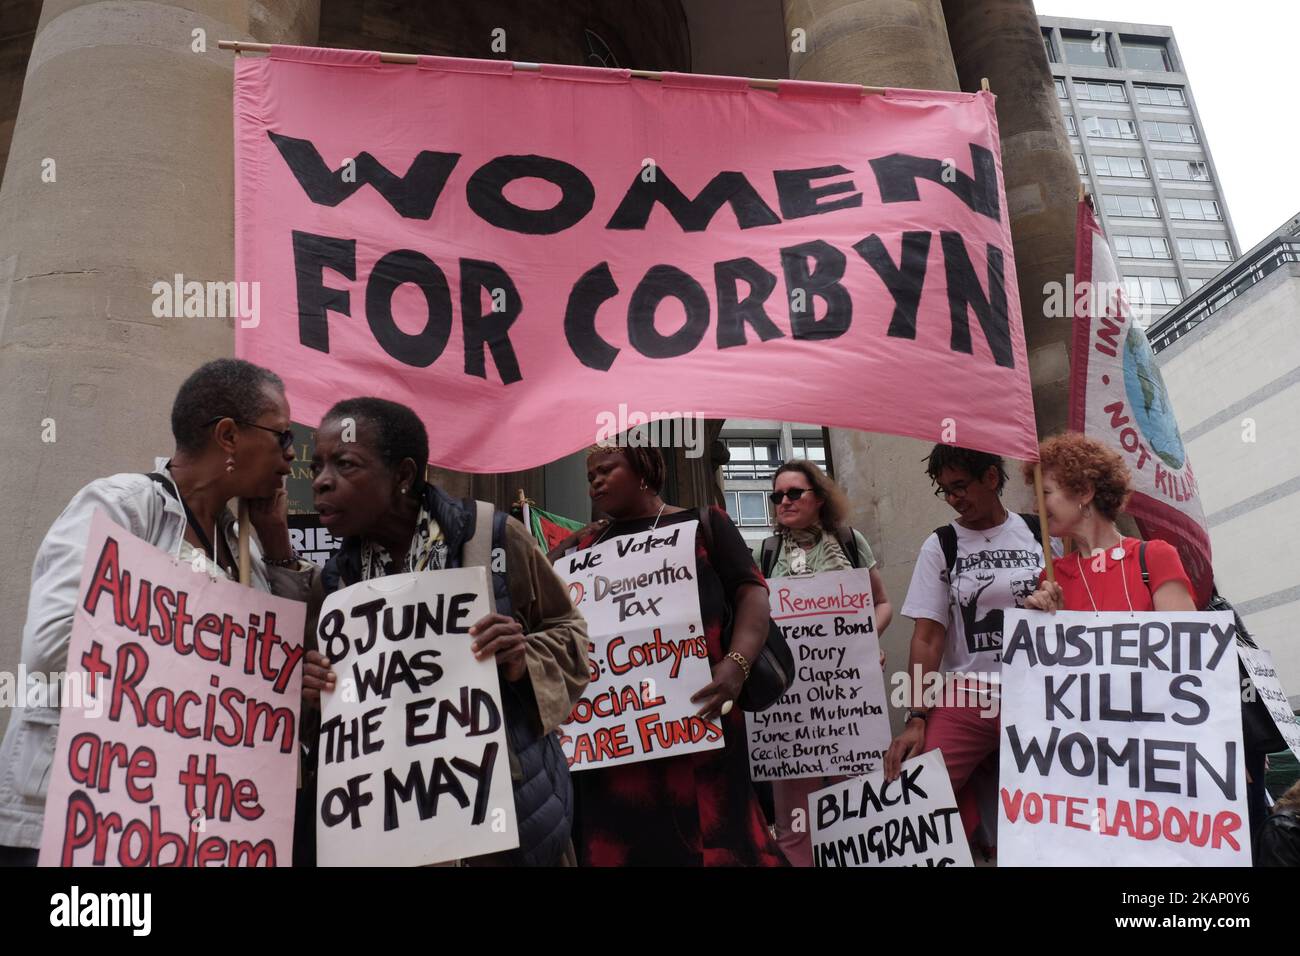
top-left (205, 417), bottom-right (295, 452)
top-left (770, 488), bottom-right (812, 505)
top-left (934, 480), bottom-right (973, 499)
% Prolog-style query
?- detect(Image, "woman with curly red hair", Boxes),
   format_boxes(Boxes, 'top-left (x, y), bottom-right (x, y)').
top-left (1023, 432), bottom-right (1195, 613)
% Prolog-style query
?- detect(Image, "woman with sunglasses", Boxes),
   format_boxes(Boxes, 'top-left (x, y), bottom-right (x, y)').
top-left (756, 460), bottom-right (892, 866)
top-left (0, 358), bottom-right (313, 865)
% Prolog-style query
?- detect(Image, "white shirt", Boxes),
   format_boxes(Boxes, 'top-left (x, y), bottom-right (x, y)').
top-left (901, 512), bottom-right (1052, 684)
top-left (0, 458), bottom-right (311, 848)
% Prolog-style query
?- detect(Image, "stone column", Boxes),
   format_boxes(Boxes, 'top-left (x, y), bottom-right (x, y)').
top-left (0, 0), bottom-right (320, 731)
top-left (786, 0), bottom-right (960, 90)
top-left (782, 0), bottom-right (966, 704)
top-left (942, 0), bottom-right (1078, 446)
top-left (0, 0), bottom-right (42, 180)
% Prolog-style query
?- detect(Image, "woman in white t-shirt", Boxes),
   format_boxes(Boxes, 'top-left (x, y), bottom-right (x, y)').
top-left (883, 444), bottom-right (1050, 847)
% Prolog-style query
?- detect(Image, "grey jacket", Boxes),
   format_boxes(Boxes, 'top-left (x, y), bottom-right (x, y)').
top-left (0, 458), bottom-right (314, 849)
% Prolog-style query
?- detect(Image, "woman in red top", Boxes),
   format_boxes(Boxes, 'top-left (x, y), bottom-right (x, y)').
top-left (1023, 433), bottom-right (1196, 613)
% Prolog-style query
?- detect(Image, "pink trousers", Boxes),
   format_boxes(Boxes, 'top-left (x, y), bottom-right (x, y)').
top-left (773, 776), bottom-right (847, 867)
top-left (921, 698), bottom-right (1002, 838)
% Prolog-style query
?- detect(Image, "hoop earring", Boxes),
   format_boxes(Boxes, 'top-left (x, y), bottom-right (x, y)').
top-left (639, 480), bottom-right (647, 491)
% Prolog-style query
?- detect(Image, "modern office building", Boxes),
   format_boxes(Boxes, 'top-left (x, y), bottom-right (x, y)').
top-left (1040, 16), bottom-right (1240, 328)
top-left (1148, 213), bottom-right (1300, 702)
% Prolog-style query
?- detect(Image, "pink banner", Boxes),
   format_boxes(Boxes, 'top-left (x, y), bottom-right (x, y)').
top-left (39, 510), bottom-right (304, 867)
top-left (234, 47), bottom-right (1037, 471)
top-left (1069, 201), bottom-right (1213, 605)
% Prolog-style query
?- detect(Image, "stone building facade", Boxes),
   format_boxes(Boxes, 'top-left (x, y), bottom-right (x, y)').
top-left (0, 0), bottom-right (1077, 734)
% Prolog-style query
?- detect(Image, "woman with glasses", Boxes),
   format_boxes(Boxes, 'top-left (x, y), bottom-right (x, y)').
top-left (0, 358), bottom-right (313, 865)
top-left (883, 443), bottom-right (1054, 853)
top-left (299, 397), bottom-right (588, 867)
top-left (755, 460), bottom-right (892, 866)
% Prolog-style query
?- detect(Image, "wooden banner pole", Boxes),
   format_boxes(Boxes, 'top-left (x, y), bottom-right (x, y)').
top-left (238, 499), bottom-right (252, 587)
top-left (1033, 463), bottom-right (1056, 584)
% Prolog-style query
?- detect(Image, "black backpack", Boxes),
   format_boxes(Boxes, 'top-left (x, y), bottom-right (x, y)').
top-left (933, 512), bottom-right (1043, 579)
top-left (759, 525), bottom-right (864, 578)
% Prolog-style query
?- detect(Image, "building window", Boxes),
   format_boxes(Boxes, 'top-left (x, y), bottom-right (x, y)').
top-left (1144, 121), bottom-right (1198, 144)
top-left (1186, 277), bottom-right (1210, 293)
top-left (1054, 77), bottom-right (1067, 99)
top-left (1134, 84), bottom-right (1187, 107)
top-left (1062, 32), bottom-right (1114, 68)
top-left (1043, 28), bottom-right (1058, 64)
top-left (1113, 235), bottom-right (1171, 260)
top-left (1086, 116), bottom-right (1139, 140)
top-left (1124, 275), bottom-right (1184, 307)
top-left (1063, 114), bottom-right (1077, 136)
top-left (790, 438), bottom-right (828, 472)
top-left (724, 491), bottom-right (771, 527)
top-left (1166, 197), bottom-right (1223, 221)
top-left (1074, 152), bottom-right (1087, 175)
top-left (1123, 39), bottom-right (1174, 72)
top-left (723, 438), bottom-right (780, 479)
top-left (1177, 237), bottom-right (1233, 262)
top-left (1093, 154), bottom-right (1148, 179)
top-left (1074, 80), bottom-right (1127, 102)
top-left (1103, 194), bottom-right (1160, 219)
top-left (1154, 158), bottom-right (1210, 182)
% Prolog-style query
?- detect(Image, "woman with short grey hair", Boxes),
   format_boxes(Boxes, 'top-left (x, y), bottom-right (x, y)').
top-left (0, 358), bottom-right (314, 865)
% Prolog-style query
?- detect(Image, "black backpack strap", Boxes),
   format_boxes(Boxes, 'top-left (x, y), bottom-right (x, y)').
top-left (1209, 589), bottom-right (1255, 646)
top-left (1018, 512), bottom-right (1042, 543)
top-left (835, 526), bottom-right (862, 569)
top-left (1138, 540), bottom-right (1150, 587)
top-left (934, 525), bottom-right (959, 579)
top-left (696, 506), bottom-right (714, 556)
top-left (760, 535), bottom-right (781, 577)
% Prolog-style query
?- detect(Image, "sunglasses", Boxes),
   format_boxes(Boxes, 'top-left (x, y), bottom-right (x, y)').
top-left (205, 417), bottom-right (295, 452)
top-left (770, 488), bottom-right (812, 505)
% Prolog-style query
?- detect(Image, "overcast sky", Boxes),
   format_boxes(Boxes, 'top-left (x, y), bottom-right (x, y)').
top-left (1039, 0), bottom-right (1298, 249)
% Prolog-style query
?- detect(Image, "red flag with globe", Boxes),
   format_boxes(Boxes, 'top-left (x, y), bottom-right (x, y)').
top-left (1068, 199), bottom-right (1213, 605)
